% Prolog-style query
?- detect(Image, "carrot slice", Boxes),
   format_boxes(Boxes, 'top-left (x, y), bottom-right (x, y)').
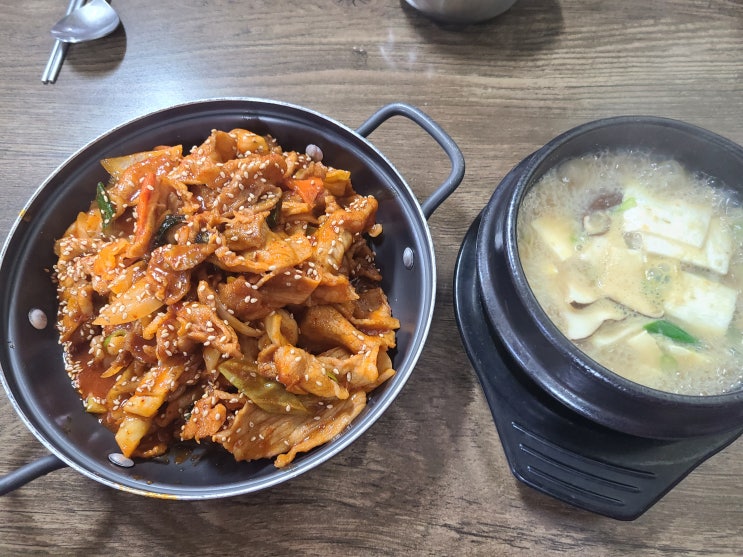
top-left (287, 178), bottom-right (324, 205)
top-left (126, 172), bottom-right (158, 259)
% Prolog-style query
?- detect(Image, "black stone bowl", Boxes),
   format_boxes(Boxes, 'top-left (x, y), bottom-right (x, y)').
top-left (477, 116), bottom-right (743, 439)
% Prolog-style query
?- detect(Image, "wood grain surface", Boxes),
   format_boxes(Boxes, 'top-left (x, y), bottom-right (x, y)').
top-left (2, 0), bottom-right (743, 554)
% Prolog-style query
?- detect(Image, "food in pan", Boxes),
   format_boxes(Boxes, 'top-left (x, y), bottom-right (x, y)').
top-left (54, 128), bottom-right (399, 467)
top-left (517, 150), bottom-right (743, 395)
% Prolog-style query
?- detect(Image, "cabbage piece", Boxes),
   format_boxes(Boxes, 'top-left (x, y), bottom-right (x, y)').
top-left (115, 415), bottom-right (151, 458)
top-left (218, 358), bottom-right (309, 415)
top-left (101, 145), bottom-right (182, 181)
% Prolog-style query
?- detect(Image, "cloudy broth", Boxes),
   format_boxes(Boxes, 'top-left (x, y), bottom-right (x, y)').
top-left (517, 150), bottom-right (743, 395)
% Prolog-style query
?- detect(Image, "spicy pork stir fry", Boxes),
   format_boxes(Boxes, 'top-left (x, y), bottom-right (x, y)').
top-left (53, 128), bottom-right (399, 467)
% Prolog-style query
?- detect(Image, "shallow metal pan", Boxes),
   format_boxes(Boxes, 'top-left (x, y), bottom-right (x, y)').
top-left (0, 99), bottom-right (464, 498)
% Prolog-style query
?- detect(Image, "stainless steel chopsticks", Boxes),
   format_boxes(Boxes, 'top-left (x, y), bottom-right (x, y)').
top-left (41, 0), bottom-right (86, 84)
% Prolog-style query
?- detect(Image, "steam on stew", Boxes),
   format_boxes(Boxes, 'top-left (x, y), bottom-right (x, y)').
top-left (517, 150), bottom-right (743, 395)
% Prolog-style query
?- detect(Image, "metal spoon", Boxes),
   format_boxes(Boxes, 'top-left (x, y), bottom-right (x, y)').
top-left (50, 0), bottom-right (120, 44)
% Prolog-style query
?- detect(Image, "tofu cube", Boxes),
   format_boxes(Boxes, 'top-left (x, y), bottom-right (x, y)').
top-left (531, 214), bottom-right (576, 262)
top-left (641, 217), bottom-right (733, 275)
top-left (663, 270), bottom-right (738, 337)
top-left (622, 185), bottom-right (713, 248)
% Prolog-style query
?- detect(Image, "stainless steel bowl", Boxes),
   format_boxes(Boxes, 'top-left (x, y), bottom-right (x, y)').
top-left (405, 0), bottom-right (517, 24)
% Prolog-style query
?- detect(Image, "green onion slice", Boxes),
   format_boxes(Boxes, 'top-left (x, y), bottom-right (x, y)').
top-left (615, 196), bottom-right (637, 212)
top-left (102, 329), bottom-right (127, 349)
top-left (644, 319), bottom-right (698, 345)
top-left (96, 182), bottom-right (116, 228)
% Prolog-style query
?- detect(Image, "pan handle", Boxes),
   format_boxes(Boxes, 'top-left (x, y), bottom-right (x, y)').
top-left (0, 454), bottom-right (66, 496)
top-left (356, 103), bottom-right (465, 219)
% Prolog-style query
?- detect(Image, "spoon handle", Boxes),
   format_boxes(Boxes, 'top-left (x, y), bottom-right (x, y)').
top-left (42, 0), bottom-right (86, 83)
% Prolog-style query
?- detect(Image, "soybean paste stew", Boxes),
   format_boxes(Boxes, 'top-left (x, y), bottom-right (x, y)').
top-left (517, 150), bottom-right (743, 395)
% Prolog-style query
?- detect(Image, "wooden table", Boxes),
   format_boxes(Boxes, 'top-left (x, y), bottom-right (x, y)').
top-left (2, 0), bottom-right (743, 554)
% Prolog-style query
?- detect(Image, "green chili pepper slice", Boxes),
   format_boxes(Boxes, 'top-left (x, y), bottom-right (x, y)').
top-left (153, 214), bottom-right (186, 247)
top-left (644, 319), bottom-right (698, 345)
top-left (266, 198), bottom-right (282, 229)
top-left (96, 182), bottom-right (116, 228)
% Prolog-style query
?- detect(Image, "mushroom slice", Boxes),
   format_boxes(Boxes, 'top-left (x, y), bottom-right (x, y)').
top-left (562, 298), bottom-right (625, 340)
top-left (587, 317), bottom-right (646, 349)
top-left (562, 264), bottom-right (601, 305)
top-left (583, 211), bottom-right (612, 236)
